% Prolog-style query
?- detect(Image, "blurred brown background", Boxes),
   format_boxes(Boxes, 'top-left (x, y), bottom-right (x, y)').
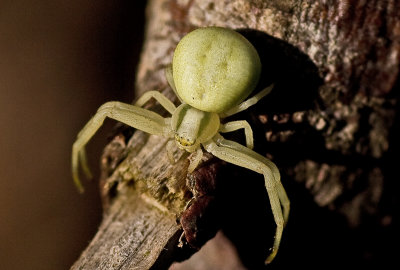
top-left (0, 1), bottom-right (146, 269)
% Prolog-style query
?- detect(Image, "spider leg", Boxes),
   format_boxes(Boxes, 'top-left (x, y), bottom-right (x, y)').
top-left (188, 147), bottom-right (203, 173)
top-left (72, 101), bottom-right (171, 192)
top-left (215, 135), bottom-right (289, 225)
top-left (134, 90), bottom-right (176, 114)
top-left (78, 147), bottom-right (92, 179)
top-left (220, 84), bottom-right (274, 118)
top-left (219, 120), bottom-right (254, 149)
top-left (166, 140), bottom-right (177, 164)
top-left (165, 64), bottom-right (184, 103)
top-left (203, 134), bottom-right (287, 264)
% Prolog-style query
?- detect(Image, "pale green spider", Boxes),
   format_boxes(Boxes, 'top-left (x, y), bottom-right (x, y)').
top-left (72, 27), bottom-right (289, 263)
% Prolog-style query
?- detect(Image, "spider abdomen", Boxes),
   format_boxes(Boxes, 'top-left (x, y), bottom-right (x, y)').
top-left (172, 27), bottom-right (261, 113)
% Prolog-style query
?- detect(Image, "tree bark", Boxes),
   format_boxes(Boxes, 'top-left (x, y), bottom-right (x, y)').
top-left (72, 0), bottom-right (399, 269)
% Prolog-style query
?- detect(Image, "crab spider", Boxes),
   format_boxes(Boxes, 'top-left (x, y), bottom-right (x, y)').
top-left (72, 27), bottom-right (289, 264)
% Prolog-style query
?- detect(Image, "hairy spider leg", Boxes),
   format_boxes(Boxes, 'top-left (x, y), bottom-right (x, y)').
top-left (203, 134), bottom-right (286, 264)
top-left (219, 120), bottom-right (254, 149)
top-left (72, 101), bottom-right (172, 192)
top-left (220, 84), bottom-right (274, 118)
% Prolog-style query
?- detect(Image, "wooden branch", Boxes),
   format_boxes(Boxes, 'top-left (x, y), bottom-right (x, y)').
top-left (70, 187), bottom-right (182, 270)
top-left (72, 0), bottom-right (399, 269)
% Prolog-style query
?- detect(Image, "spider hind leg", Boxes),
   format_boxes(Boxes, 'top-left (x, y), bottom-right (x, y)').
top-left (203, 135), bottom-right (287, 263)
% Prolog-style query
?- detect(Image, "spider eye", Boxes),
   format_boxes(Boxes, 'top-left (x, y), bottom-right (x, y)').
top-left (172, 27), bottom-right (261, 114)
top-left (175, 134), bottom-right (195, 147)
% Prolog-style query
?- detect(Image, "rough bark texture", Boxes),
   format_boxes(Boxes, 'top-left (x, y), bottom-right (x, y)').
top-left (72, 0), bottom-right (399, 269)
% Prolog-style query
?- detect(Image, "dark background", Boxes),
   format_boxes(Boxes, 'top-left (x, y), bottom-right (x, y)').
top-left (0, 1), bottom-right (145, 269)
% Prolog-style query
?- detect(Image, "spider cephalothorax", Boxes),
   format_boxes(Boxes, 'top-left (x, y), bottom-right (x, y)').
top-left (72, 27), bottom-right (289, 263)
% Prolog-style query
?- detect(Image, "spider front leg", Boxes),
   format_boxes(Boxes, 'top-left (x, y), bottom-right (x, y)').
top-left (203, 134), bottom-right (287, 264)
top-left (72, 101), bottom-right (172, 192)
